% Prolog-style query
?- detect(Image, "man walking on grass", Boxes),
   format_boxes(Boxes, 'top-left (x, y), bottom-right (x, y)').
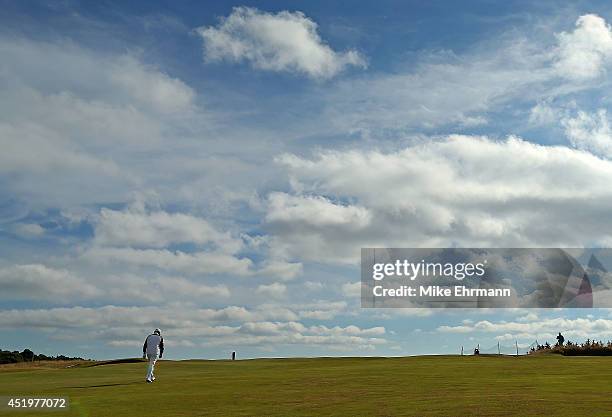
top-left (143, 328), bottom-right (164, 383)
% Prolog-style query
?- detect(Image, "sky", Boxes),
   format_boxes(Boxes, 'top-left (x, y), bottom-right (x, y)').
top-left (2, 0), bottom-right (612, 359)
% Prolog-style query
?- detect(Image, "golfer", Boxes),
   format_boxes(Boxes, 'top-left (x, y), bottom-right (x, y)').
top-left (143, 328), bottom-right (164, 383)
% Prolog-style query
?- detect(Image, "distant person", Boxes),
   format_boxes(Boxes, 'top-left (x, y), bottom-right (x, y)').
top-left (556, 332), bottom-right (565, 347)
top-left (143, 328), bottom-right (164, 383)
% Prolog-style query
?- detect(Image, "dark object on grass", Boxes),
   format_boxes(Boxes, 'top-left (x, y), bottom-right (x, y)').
top-left (89, 358), bottom-right (145, 367)
top-left (556, 332), bottom-right (565, 346)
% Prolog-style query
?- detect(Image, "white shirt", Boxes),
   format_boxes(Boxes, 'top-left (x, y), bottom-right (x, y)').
top-left (144, 334), bottom-right (163, 355)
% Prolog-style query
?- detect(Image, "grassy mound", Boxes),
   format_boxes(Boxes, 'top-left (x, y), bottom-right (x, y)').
top-left (87, 358), bottom-right (146, 367)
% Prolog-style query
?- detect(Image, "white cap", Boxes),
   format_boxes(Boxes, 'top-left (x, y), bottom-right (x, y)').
top-left (154, 328), bottom-right (161, 335)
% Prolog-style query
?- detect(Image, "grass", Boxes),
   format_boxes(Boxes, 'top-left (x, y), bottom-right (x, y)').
top-left (0, 355), bottom-right (611, 416)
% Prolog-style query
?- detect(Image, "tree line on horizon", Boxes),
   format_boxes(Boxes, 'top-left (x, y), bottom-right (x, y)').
top-left (530, 339), bottom-right (612, 356)
top-left (0, 348), bottom-right (86, 364)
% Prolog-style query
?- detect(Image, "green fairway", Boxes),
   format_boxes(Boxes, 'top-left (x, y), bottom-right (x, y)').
top-left (0, 355), bottom-right (611, 416)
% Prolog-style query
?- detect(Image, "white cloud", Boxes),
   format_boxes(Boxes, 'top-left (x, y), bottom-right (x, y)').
top-left (266, 192), bottom-right (371, 229)
top-left (438, 316), bottom-right (612, 343)
top-left (108, 56), bottom-right (195, 114)
top-left (303, 281), bottom-right (324, 291)
top-left (324, 14), bottom-right (612, 135)
top-left (100, 275), bottom-right (231, 302)
top-left (562, 109), bottom-right (612, 157)
top-left (271, 135), bottom-right (612, 263)
top-left (341, 281), bottom-right (361, 298)
top-left (255, 282), bottom-right (287, 299)
top-left (0, 265), bottom-right (230, 304)
top-left (0, 37), bottom-right (200, 207)
top-left (0, 121), bottom-right (123, 180)
top-left (0, 39), bottom-right (194, 115)
top-left (154, 276), bottom-right (230, 298)
top-left (314, 324), bottom-right (385, 337)
top-left (325, 39), bottom-right (548, 133)
top-left (12, 223), bottom-right (45, 239)
top-left (529, 101), bottom-right (559, 126)
top-left (0, 264), bottom-right (101, 301)
top-left (256, 259), bottom-right (303, 280)
top-left (85, 205), bottom-right (302, 280)
top-left (84, 246), bottom-right (253, 276)
top-left (197, 7), bottom-right (366, 79)
top-left (95, 206), bottom-right (242, 253)
top-left (0, 305), bottom-right (386, 351)
top-left (0, 305), bottom-right (293, 330)
top-left (206, 321), bottom-right (386, 350)
top-left (555, 14), bottom-right (612, 80)
top-left (296, 301), bottom-right (347, 320)
top-left (518, 312), bottom-right (539, 322)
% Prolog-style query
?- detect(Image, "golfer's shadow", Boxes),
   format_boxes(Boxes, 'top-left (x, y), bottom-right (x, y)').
top-left (66, 381), bottom-right (142, 388)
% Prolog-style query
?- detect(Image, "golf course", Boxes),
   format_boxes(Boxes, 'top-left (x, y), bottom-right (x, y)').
top-left (0, 355), bottom-right (611, 416)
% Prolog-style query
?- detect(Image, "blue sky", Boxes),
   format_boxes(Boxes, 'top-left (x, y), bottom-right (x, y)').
top-left (2, 0), bottom-right (612, 359)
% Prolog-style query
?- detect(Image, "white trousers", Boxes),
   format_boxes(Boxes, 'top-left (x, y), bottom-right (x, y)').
top-left (146, 353), bottom-right (158, 380)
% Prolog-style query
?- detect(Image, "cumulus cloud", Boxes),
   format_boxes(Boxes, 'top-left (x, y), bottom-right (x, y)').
top-left (0, 265), bottom-right (230, 304)
top-left (205, 321), bottom-right (385, 350)
top-left (0, 39), bottom-right (194, 115)
top-left (84, 205), bottom-right (302, 280)
top-left (303, 281), bottom-right (324, 291)
top-left (529, 101), bottom-right (560, 126)
top-left (562, 109), bottom-right (612, 157)
top-left (196, 7), bottom-right (366, 79)
top-left (104, 275), bottom-right (231, 301)
top-left (108, 56), bottom-right (195, 114)
top-left (0, 264), bottom-right (101, 301)
top-left (437, 316), bottom-right (612, 343)
top-left (0, 37), bottom-right (199, 207)
top-left (95, 206), bottom-right (242, 253)
top-left (0, 305), bottom-right (385, 351)
top-left (85, 246), bottom-right (254, 276)
top-left (270, 135), bottom-right (612, 263)
top-left (266, 192), bottom-right (371, 229)
top-left (11, 223), bottom-right (45, 239)
top-left (0, 305), bottom-right (289, 330)
top-left (255, 260), bottom-right (303, 281)
top-left (341, 281), bottom-right (361, 298)
top-left (555, 14), bottom-right (612, 80)
top-left (295, 301), bottom-right (347, 320)
top-left (255, 282), bottom-right (287, 299)
top-left (0, 122), bottom-right (123, 181)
